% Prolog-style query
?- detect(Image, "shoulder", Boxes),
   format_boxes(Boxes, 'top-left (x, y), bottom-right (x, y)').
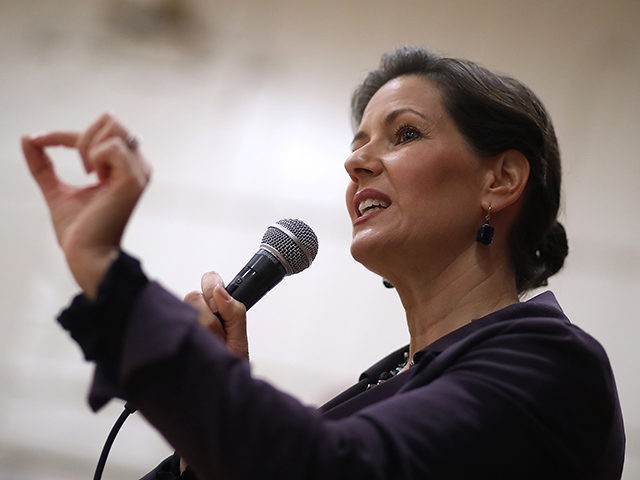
top-left (423, 291), bottom-right (622, 459)
top-left (404, 291), bottom-right (624, 476)
top-left (410, 290), bottom-right (621, 443)
top-left (483, 291), bottom-right (611, 373)
top-left (436, 291), bottom-right (609, 364)
top-left (431, 291), bottom-right (615, 391)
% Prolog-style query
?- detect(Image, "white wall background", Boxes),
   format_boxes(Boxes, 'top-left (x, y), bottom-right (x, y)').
top-left (0, 0), bottom-right (638, 478)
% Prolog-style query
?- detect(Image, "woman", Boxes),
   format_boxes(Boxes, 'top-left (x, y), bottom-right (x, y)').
top-left (22, 46), bottom-right (624, 479)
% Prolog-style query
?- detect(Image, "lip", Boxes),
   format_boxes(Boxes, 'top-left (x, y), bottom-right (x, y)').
top-left (352, 188), bottom-right (392, 225)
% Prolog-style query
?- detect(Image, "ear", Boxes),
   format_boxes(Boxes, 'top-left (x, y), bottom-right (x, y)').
top-left (482, 149), bottom-right (530, 213)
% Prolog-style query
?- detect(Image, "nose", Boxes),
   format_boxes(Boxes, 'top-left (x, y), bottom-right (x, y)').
top-left (344, 143), bottom-right (383, 183)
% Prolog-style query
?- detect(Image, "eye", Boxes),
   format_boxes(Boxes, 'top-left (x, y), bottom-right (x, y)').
top-left (394, 124), bottom-right (422, 144)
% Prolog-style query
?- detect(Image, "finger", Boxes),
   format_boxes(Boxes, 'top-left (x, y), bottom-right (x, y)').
top-left (88, 137), bottom-right (148, 187)
top-left (184, 290), bottom-right (225, 339)
top-left (21, 135), bottom-right (62, 197)
top-left (88, 138), bottom-right (128, 184)
top-left (88, 116), bottom-right (142, 180)
top-left (90, 115), bottom-right (130, 155)
top-left (212, 284), bottom-right (248, 358)
top-left (78, 113), bottom-right (115, 172)
top-left (213, 284), bottom-right (247, 326)
top-left (201, 271), bottom-right (225, 314)
top-left (31, 131), bottom-right (80, 149)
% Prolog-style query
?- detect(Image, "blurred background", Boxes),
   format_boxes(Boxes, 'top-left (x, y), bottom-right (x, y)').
top-left (1, 0), bottom-right (638, 478)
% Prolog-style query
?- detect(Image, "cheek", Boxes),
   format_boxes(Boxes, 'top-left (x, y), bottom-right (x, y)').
top-left (398, 152), bottom-right (482, 214)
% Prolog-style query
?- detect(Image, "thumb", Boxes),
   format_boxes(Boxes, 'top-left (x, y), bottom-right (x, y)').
top-left (183, 290), bottom-right (225, 339)
top-left (212, 284), bottom-right (249, 359)
top-left (201, 271), bottom-right (223, 313)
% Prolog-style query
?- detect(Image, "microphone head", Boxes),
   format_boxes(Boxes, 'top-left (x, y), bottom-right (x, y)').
top-left (260, 219), bottom-right (318, 275)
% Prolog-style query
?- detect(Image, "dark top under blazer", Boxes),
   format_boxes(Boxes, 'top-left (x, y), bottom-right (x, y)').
top-left (58, 252), bottom-right (625, 479)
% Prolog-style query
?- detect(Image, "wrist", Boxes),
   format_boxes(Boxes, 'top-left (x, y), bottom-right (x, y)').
top-left (57, 250), bottom-right (149, 365)
top-left (66, 247), bottom-right (119, 300)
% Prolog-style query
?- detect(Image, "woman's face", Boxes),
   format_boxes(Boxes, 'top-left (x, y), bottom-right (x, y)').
top-left (345, 74), bottom-right (488, 275)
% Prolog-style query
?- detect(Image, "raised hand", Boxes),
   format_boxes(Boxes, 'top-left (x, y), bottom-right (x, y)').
top-left (22, 113), bottom-right (151, 299)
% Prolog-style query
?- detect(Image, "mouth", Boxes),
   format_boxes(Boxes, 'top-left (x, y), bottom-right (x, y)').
top-left (353, 189), bottom-right (391, 220)
top-left (357, 198), bottom-right (389, 216)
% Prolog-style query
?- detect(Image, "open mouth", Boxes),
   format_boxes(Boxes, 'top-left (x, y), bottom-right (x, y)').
top-left (358, 198), bottom-right (389, 217)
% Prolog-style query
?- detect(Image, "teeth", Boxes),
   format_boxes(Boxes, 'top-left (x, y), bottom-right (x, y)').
top-left (358, 198), bottom-right (389, 215)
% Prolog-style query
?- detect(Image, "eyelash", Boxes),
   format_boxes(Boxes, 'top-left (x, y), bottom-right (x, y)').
top-left (394, 124), bottom-right (422, 144)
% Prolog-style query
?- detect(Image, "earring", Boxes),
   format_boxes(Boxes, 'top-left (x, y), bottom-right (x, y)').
top-left (476, 204), bottom-right (494, 245)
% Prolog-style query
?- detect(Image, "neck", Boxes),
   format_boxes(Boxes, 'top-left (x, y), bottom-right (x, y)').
top-left (387, 247), bottom-right (519, 363)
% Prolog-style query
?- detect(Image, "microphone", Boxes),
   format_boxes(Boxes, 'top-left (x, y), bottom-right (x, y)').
top-left (94, 219), bottom-right (317, 480)
top-left (225, 219), bottom-right (319, 310)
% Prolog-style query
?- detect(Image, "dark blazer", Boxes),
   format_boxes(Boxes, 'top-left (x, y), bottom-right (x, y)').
top-left (59, 253), bottom-right (625, 479)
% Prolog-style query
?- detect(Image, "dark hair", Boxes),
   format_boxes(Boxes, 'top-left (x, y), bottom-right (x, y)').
top-left (352, 46), bottom-right (568, 293)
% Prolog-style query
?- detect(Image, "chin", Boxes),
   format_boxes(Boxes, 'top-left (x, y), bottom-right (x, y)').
top-left (349, 235), bottom-right (392, 276)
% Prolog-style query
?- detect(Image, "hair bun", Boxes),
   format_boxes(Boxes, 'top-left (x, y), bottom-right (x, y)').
top-left (534, 221), bottom-right (569, 287)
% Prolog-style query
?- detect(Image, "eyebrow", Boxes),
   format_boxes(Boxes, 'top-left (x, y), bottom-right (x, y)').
top-left (351, 107), bottom-right (430, 147)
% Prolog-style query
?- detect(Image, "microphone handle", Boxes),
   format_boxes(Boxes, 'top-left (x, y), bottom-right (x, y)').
top-left (225, 249), bottom-right (287, 310)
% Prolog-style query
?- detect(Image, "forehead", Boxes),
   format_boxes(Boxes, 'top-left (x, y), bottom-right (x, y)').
top-left (361, 74), bottom-right (445, 123)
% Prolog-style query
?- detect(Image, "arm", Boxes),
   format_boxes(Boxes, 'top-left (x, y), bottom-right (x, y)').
top-left (22, 114), bottom-right (248, 480)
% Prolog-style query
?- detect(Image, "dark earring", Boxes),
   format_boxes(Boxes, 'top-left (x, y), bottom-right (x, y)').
top-left (476, 205), bottom-right (494, 245)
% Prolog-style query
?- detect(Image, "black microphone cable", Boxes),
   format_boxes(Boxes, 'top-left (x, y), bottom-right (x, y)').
top-left (92, 402), bottom-right (136, 480)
